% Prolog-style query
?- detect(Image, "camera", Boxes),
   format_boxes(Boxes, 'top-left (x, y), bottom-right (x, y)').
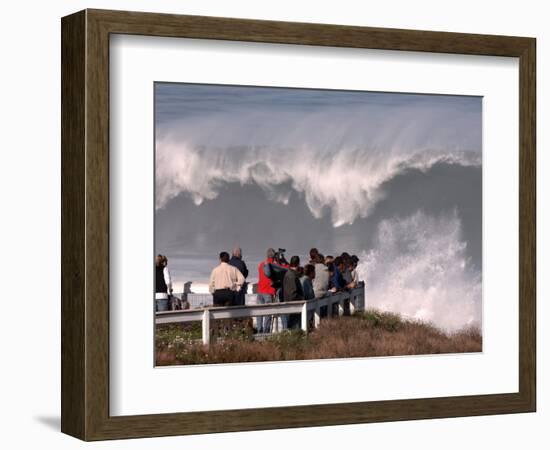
top-left (273, 248), bottom-right (287, 265)
top-left (264, 248), bottom-right (289, 293)
top-left (265, 260), bottom-right (288, 291)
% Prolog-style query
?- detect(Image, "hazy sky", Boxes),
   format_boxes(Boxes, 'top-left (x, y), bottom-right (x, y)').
top-left (154, 82), bottom-right (482, 330)
top-left (155, 83), bottom-right (481, 156)
top-left (156, 83), bottom-right (481, 125)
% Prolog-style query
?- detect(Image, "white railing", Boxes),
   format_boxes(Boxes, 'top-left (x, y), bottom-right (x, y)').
top-left (156, 286), bottom-right (365, 345)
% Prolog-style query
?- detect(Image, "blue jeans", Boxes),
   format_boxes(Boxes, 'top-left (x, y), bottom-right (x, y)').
top-left (156, 298), bottom-right (169, 312)
top-left (256, 294), bottom-right (273, 333)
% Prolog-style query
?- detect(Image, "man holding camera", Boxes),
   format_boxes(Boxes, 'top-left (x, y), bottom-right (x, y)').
top-left (256, 248), bottom-right (277, 333)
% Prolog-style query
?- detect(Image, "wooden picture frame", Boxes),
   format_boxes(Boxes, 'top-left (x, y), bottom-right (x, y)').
top-left (61, 9), bottom-right (536, 441)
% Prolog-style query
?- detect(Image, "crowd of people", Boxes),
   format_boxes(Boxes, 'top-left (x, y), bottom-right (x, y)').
top-left (256, 247), bottom-right (360, 332)
top-left (155, 247), bottom-right (361, 332)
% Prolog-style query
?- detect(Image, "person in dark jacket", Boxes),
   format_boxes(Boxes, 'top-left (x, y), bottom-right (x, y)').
top-left (155, 254), bottom-right (172, 311)
top-left (229, 246), bottom-right (249, 305)
top-left (330, 256), bottom-right (347, 292)
top-left (300, 264), bottom-right (316, 300)
top-left (283, 256), bottom-right (304, 329)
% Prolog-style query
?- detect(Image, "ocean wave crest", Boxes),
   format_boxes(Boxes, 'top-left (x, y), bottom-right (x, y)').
top-left (156, 140), bottom-right (480, 227)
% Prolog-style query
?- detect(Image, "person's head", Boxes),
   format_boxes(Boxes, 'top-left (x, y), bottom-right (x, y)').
top-left (309, 248), bottom-right (319, 261)
top-left (351, 255), bottom-right (359, 268)
top-left (342, 255), bottom-right (352, 269)
top-left (161, 255), bottom-right (168, 267)
top-left (334, 256), bottom-right (345, 271)
top-left (219, 251), bottom-right (230, 263)
top-left (155, 254), bottom-right (163, 266)
top-left (327, 262), bottom-right (335, 276)
top-left (290, 255), bottom-right (300, 268)
top-left (266, 248), bottom-right (276, 260)
top-left (304, 264), bottom-right (316, 279)
top-left (341, 252), bottom-right (350, 259)
top-left (232, 246), bottom-right (242, 259)
top-left (325, 255), bottom-right (334, 265)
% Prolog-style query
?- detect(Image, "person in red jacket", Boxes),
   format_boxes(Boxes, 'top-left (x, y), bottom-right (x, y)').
top-left (257, 248), bottom-right (276, 333)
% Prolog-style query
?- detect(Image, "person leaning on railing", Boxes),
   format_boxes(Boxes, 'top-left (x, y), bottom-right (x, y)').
top-left (340, 253), bottom-right (354, 287)
top-left (348, 255), bottom-right (360, 289)
top-left (328, 256), bottom-right (347, 293)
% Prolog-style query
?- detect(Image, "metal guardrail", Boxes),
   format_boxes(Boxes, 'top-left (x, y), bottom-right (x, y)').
top-left (156, 286), bottom-right (365, 344)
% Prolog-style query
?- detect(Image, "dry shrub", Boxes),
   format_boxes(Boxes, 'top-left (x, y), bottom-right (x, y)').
top-left (155, 309), bottom-right (482, 365)
top-left (155, 349), bottom-right (177, 365)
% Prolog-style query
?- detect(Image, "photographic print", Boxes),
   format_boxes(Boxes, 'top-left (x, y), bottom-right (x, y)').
top-left (154, 82), bottom-right (482, 366)
top-left (61, 11), bottom-right (535, 439)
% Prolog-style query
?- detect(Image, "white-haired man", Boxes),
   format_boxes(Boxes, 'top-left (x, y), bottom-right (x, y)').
top-left (228, 246), bottom-right (249, 306)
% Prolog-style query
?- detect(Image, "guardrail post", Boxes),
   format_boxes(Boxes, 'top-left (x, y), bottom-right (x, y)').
top-left (202, 309), bottom-right (211, 345)
top-left (314, 302), bottom-right (321, 328)
top-left (352, 285), bottom-right (365, 312)
top-left (343, 293), bottom-right (350, 315)
top-left (301, 302), bottom-right (308, 334)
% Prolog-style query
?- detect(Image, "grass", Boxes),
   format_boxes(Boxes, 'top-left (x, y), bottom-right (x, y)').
top-left (155, 308), bottom-right (482, 366)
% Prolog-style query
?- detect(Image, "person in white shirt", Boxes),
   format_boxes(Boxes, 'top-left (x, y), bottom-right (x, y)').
top-left (155, 254), bottom-right (172, 311)
top-left (209, 251), bottom-right (245, 306)
top-left (349, 255), bottom-right (360, 289)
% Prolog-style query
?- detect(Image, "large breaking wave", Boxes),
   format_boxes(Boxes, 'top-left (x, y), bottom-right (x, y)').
top-left (156, 101), bottom-right (481, 227)
top-left (156, 140), bottom-right (480, 227)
